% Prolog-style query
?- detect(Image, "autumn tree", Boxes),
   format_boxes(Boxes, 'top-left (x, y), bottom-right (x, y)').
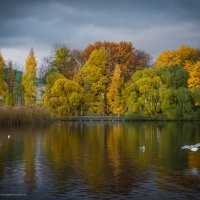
top-left (74, 48), bottom-right (108, 114)
top-left (42, 71), bottom-right (64, 108)
top-left (107, 64), bottom-right (124, 115)
top-left (40, 45), bottom-right (84, 80)
top-left (187, 61), bottom-right (200, 89)
top-left (48, 78), bottom-right (83, 115)
top-left (155, 46), bottom-right (200, 69)
top-left (0, 53), bottom-right (7, 105)
top-left (155, 46), bottom-right (200, 89)
top-left (83, 41), bottom-right (151, 81)
top-left (52, 45), bottom-right (74, 79)
top-left (0, 53), bottom-right (4, 81)
top-left (134, 49), bottom-right (152, 69)
top-left (22, 48), bottom-right (37, 106)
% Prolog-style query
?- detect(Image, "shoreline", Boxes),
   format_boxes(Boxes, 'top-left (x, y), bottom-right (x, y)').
top-left (56, 116), bottom-right (200, 122)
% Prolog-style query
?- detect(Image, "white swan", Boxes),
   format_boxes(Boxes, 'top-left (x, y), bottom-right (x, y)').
top-left (139, 146), bottom-right (145, 152)
top-left (7, 134), bottom-right (11, 139)
top-left (181, 143), bottom-right (200, 152)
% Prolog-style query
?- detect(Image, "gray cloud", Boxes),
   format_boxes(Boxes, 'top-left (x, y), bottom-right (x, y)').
top-left (0, 0), bottom-right (200, 66)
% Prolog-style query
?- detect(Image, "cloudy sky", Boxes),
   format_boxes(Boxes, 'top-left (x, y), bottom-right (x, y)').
top-left (0, 0), bottom-right (199, 68)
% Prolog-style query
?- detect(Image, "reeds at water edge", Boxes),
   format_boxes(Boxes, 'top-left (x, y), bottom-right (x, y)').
top-left (0, 106), bottom-right (52, 124)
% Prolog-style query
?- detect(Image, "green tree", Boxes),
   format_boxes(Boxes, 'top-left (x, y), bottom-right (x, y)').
top-left (125, 68), bottom-right (163, 115)
top-left (158, 66), bottom-right (194, 119)
top-left (191, 89), bottom-right (200, 107)
top-left (0, 53), bottom-right (7, 105)
top-left (22, 48), bottom-right (37, 106)
top-left (13, 82), bottom-right (24, 105)
top-left (5, 61), bottom-right (15, 105)
top-left (161, 88), bottom-right (194, 119)
top-left (158, 65), bottom-right (189, 89)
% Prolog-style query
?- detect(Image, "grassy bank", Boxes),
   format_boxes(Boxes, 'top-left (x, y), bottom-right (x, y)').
top-left (0, 106), bottom-right (53, 125)
top-left (125, 112), bottom-right (200, 121)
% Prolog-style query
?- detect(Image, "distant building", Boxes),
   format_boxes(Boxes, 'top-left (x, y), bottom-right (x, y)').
top-left (4, 67), bottom-right (23, 83)
top-left (4, 67), bottom-right (45, 104)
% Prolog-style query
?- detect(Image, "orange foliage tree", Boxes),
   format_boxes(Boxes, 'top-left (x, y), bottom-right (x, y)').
top-left (82, 41), bottom-right (151, 82)
top-left (155, 45), bottom-right (200, 89)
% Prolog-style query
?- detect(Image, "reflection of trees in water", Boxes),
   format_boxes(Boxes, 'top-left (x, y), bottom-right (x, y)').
top-left (0, 126), bottom-right (47, 193)
top-left (0, 129), bottom-right (16, 182)
top-left (154, 122), bottom-right (200, 196)
top-left (0, 122), bottom-right (200, 197)
top-left (42, 122), bottom-right (148, 196)
top-left (23, 130), bottom-right (36, 192)
top-left (42, 122), bottom-right (200, 197)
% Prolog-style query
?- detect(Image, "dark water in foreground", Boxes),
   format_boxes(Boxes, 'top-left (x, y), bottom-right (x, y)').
top-left (0, 122), bottom-right (200, 200)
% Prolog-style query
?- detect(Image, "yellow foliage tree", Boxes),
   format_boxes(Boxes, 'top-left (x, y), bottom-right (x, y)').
top-left (49, 78), bottom-right (83, 115)
top-left (155, 46), bottom-right (200, 69)
top-left (41, 71), bottom-right (64, 108)
top-left (22, 48), bottom-right (37, 106)
top-left (155, 46), bottom-right (200, 89)
top-left (74, 48), bottom-right (108, 114)
top-left (107, 64), bottom-right (124, 115)
top-left (187, 61), bottom-right (200, 89)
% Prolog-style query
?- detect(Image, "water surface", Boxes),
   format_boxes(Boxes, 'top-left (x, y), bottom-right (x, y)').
top-left (0, 122), bottom-right (200, 199)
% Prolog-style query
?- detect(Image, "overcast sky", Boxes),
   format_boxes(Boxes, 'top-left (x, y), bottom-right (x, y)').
top-left (0, 0), bottom-right (199, 68)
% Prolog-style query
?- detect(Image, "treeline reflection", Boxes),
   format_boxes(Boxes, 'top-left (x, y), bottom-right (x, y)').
top-left (0, 122), bottom-right (199, 197)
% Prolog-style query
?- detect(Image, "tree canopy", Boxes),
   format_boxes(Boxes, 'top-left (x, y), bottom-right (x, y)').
top-left (0, 43), bottom-right (199, 120)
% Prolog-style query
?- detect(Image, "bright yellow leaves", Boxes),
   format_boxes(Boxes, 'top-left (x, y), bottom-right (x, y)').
top-left (155, 46), bottom-right (200, 90)
top-left (155, 46), bottom-right (200, 68)
top-left (42, 71), bottom-right (64, 108)
top-left (22, 49), bottom-right (37, 106)
top-left (0, 53), bottom-right (4, 81)
top-left (187, 62), bottom-right (200, 89)
top-left (107, 64), bottom-right (124, 115)
top-left (82, 41), bottom-right (150, 81)
top-left (74, 48), bottom-right (108, 114)
top-left (155, 50), bottom-right (178, 68)
top-left (48, 78), bottom-right (83, 116)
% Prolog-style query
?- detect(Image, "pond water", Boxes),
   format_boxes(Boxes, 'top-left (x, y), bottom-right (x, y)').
top-left (0, 122), bottom-right (200, 199)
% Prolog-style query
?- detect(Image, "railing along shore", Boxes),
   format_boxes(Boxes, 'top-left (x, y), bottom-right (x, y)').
top-left (58, 116), bottom-right (125, 121)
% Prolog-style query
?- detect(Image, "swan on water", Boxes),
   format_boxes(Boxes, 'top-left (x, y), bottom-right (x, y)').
top-left (181, 143), bottom-right (200, 152)
top-left (139, 146), bottom-right (145, 152)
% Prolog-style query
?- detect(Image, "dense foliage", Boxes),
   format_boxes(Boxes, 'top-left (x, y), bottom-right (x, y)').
top-left (22, 48), bottom-right (37, 106)
top-left (0, 43), bottom-right (199, 120)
